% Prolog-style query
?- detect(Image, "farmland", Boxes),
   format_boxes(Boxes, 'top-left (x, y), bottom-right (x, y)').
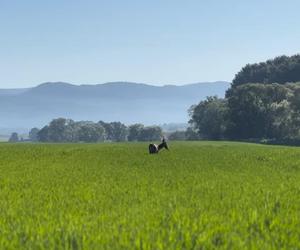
top-left (0, 141), bottom-right (299, 249)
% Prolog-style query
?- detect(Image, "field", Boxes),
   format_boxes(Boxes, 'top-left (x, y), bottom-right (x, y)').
top-left (0, 142), bottom-right (300, 249)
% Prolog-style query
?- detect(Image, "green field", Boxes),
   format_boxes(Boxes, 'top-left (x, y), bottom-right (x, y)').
top-left (0, 142), bottom-right (300, 249)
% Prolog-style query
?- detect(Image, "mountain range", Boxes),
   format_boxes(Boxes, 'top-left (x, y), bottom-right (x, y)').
top-left (0, 81), bottom-right (230, 133)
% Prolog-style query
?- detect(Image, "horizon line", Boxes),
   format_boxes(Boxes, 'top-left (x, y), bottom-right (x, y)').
top-left (0, 80), bottom-right (231, 90)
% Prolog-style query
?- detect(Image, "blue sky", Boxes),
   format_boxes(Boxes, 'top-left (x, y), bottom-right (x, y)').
top-left (1, 0), bottom-right (300, 88)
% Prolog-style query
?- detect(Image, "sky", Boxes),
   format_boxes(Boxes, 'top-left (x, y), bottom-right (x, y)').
top-left (1, 0), bottom-right (300, 88)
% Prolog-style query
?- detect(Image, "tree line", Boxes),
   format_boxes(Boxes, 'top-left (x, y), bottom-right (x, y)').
top-left (22, 119), bottom-right (163, 143)
top-left (9, 119), bottom-right (196, 143)
top-left (189, 54), bottom-right (300, 144)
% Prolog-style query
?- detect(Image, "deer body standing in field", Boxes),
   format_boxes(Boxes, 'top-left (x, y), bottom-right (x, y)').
top-left (149, 138), bottom-right (169, 154)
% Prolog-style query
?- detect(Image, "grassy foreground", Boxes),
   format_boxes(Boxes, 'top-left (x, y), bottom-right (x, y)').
top-left (0, 142), bottom-right (300, 249)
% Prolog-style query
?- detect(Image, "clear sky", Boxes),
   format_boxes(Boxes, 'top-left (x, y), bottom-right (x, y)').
top-left (1, 0), bottom-right (300, 88)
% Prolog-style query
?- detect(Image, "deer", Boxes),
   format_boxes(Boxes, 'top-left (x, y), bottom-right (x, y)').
top-left (149, 137), bottom-right (169, 154)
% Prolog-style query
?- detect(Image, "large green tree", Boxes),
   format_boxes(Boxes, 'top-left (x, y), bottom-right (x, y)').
top-left (37, 118), bottom-right (77, 142)
top-left (78, 123), bottom-right (105, 142)
top-left (128, 124), bottom-right (144, 141)
top-left (99, 121), bottom-right (128, 142)
top-left (226, 84), bottom-right (291, 139)
top-left (189, 96), bottom-right (227, 140)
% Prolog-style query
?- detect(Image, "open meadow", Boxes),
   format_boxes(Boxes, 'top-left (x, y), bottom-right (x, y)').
top-left (0, 141), bottom-right (300, 249)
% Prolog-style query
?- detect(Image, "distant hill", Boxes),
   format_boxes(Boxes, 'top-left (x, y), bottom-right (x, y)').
top-left (0, 88), bottom-right (28, 96)
top-left (0, 81), bottom-right (230, 132)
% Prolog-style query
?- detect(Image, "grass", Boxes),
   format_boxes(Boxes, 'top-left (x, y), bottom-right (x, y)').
top-left (0, 141), bottom-right (300, 249)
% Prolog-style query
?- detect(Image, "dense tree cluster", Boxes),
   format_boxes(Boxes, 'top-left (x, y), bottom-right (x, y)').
top-left (190, 84), bottom-right (300, 142)
top-left (232, 54), bottom-right (300, 87)
top-left (225, 84), bottom-right (294, 139)
top-left (189, 96), bottom-right (227, 140)
top-left (127, 124), bottom-right (162, 141)
top-left (32, 118), bottom-right (163, 143)
top-left (190, 54), bottom-right (300, 143)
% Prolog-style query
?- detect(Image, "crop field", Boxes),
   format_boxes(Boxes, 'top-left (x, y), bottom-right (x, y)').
top-left (0, 141), bottom-right (300, 249)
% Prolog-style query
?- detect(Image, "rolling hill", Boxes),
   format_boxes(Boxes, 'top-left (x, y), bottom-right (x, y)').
top-left (0, 81), bottom-right (230, 132)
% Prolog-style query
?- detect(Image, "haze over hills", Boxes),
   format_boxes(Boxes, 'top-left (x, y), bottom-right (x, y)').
top-left (0, 81), bottom-right (230, 133)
